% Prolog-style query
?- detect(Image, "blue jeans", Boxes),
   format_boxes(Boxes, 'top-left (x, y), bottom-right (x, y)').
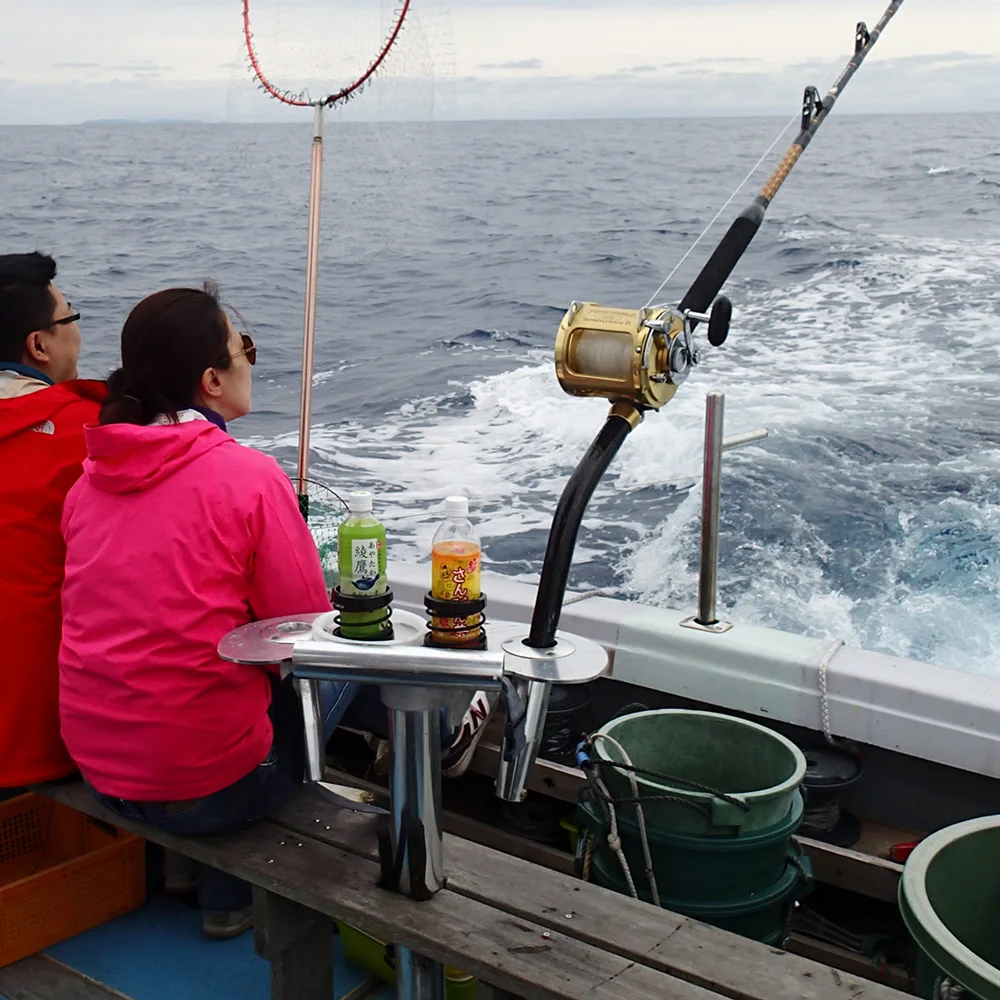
top-left (88, 678), bottom-right (393, 912)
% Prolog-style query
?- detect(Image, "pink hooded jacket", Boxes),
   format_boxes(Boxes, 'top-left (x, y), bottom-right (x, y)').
top-left (59, 417), bottom-right (332, 801)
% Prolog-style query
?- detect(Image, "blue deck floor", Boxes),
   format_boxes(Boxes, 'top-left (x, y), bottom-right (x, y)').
top-left (1, 895), bottom-right (389, 1000)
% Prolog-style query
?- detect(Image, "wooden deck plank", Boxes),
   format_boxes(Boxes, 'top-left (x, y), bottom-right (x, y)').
top-left (319, 769), bottom-right (576, 876)
top-left (36, 783), bottom-right (715, 1000)
top-left (271, 794), bottom-right (911, 1000)
top-left (797, 836), bottom-right (903, 904)
top-left (0, 955), bottom-right (132, 1000)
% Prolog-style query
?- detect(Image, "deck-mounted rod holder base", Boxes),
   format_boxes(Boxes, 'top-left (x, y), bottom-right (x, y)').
top-left (680, 615), bottom-right (735, 634)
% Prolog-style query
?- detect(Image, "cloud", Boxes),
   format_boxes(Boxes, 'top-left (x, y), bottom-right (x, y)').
top-left (108, 64), bottom-right (174, 73)
top-left (52, 62), bottom-right (101, 69)
top-left (620, 64), bottom-right (659, 74)
top-left (478, 58), bottom-right (543, 70)
top-left (694, 56), bottom-right (762, 65)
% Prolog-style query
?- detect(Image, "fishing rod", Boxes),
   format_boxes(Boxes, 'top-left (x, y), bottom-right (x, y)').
top-left (527, 0), bottom-right (906, 650)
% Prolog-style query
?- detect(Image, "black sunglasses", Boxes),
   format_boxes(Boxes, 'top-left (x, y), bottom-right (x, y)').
top-left (51, 311), bottom-right (81, 327)
top-left (220, 333), bottom-right (256, 367)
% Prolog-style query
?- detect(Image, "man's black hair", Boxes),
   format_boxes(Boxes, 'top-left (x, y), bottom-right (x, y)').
top-left (0, 252), bottom-right (57, 364)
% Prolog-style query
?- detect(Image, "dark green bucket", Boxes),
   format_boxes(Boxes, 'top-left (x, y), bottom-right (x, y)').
top-left (587, 848), bottom-right (812, 944)
top-left (576, 788), bottom-right (805, 903)
top-left (899, 816), bottom-right (1000, 1000)
top-left (591, 710), bottom-right (806, 835)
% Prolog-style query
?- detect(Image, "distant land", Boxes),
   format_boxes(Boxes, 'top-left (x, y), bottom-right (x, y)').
top-left (81, 118), bottom-right (210, 125)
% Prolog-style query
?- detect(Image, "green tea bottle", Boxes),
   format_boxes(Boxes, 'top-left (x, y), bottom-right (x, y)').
top-left (337, 491), bottom-right (389, 641)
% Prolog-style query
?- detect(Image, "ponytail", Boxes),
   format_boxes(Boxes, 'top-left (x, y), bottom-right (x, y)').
top-left (100, 367), bottom-right (180, 426)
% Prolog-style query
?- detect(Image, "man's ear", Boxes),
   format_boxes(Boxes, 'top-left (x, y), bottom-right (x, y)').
top-left (23, 330), bottom-right (49, 365)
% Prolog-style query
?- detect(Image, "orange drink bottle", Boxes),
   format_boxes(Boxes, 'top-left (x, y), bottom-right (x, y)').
top-left (430, 496), bottom-right (483, 646)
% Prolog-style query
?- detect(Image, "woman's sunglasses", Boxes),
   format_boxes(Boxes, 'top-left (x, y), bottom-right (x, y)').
top-left (219, 333), bottom-right (256, 367)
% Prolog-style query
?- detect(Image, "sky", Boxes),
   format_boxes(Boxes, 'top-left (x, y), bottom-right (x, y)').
top-left (1, 0), bottom-right (999, 124)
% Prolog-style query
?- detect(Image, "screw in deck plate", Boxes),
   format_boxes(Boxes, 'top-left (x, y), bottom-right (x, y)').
top-left (541, 932), bottom-right (551, 940)
top-left (297, 843), bottom-right (303, 847)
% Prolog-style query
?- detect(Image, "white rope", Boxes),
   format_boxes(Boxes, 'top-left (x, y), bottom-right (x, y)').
top-left (817, 637), bottom-right (846, 745)
top-left (590, 733), bottom-right (660, 907)
top-left (643, 113), bottom-right (799, 309)
top-left (563, 588), bottom-right (610, 606)
top-left (591, 769), bottom-right (639, 899)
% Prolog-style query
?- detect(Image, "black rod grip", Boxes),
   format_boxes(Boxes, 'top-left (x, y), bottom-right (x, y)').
top-left (678, 197), bottom-right (767, 320)
top-left (527, 413), bottom-right (635, 648)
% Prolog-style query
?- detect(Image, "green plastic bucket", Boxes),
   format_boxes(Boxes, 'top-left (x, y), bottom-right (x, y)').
top-left (591, 710), bottom-right (807, 834)
top-left (576, 788), bottom-right (804, 903)
top-left (587, 848), bottom-right (812, 944)
top-left (899, 816), bottom-right (1000, 1000)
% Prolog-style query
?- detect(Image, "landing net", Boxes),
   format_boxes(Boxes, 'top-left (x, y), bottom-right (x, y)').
top-left (229, 0), bottom-right (454, 515)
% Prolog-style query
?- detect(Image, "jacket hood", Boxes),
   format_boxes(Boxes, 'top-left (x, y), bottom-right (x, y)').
top-left (0, 379), bottom-right (106, 440)
top-left (83, 418), bottom-right (230, 495)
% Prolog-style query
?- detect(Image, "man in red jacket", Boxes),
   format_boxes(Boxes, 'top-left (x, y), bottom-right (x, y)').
top-left (0, 252), bottom-right (104, 789)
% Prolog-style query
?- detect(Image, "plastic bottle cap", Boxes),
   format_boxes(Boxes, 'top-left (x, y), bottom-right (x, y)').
top-left (348, 491), bottom-right (373, 513)
top-left (444, 496), bottom-right (469, 518)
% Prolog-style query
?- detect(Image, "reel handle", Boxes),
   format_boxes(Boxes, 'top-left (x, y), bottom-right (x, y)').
top-left (684, 295), bottom-right (732, 347)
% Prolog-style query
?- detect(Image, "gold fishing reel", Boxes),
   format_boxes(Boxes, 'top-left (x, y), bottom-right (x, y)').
top-left (554, 297), bottom-right (732, 416)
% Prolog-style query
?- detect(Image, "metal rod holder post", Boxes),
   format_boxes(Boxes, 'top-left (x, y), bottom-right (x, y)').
top-left (681, 392), bottom-right (767, 635)
top-left (385, 701), bottom-right (445, 898)
top-left (383, 697), bottom-right (446, 999)
top-left (699, 392), bottom-right (725, 627)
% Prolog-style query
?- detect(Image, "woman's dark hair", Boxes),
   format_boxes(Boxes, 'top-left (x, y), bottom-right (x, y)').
top-left (101, 282), bottom-right (232, 426)
top-left (0, 252), bottom-right (57, 363)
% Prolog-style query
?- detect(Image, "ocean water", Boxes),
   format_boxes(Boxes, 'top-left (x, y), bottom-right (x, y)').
top-left (3, 113), bottom-right (1000, 674)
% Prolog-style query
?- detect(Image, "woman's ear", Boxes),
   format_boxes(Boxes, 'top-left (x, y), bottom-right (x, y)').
top-left (199, 366), bottom-right (224, 400)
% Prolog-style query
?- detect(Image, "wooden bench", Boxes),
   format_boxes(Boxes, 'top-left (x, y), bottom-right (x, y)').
top-left (31, 780), bottom-right (912, 1000)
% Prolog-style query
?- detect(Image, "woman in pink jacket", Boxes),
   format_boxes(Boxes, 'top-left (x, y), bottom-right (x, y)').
top-left (59, 284), bottom-right (367, 938)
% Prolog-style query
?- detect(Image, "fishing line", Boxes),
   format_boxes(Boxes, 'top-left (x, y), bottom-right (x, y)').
top-left (644, 113), bottom-right (798, 310)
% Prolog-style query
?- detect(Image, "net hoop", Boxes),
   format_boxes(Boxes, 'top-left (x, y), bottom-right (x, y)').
top-left (242, 0), bottom-right (413, 108)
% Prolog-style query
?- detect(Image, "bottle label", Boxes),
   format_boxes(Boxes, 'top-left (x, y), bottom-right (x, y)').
top-left (431, 542), bottom-right (481, 643)
top-left (432, 546), bottom-right (480, 601)
top-left (351, 537), bottom-right (381, 591)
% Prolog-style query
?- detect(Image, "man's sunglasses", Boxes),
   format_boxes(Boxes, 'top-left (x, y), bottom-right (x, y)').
top-left (220, 333), bottom-right (257, 367)
top-left (51, 311), bottom-right (81, 327)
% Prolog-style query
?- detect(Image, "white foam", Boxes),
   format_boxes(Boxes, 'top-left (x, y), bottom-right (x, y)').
top-left (247, 227), bottom-right (1000, 675)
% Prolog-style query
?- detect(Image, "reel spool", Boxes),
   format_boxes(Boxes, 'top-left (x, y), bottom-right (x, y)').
top-left (554, 296), bottom-right (732, 413)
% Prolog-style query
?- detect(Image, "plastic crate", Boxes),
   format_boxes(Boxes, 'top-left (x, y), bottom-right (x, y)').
top-left (0, 792), bottom-right (146, 967)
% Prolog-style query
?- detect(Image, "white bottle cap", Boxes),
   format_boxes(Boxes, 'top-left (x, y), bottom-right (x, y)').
top-left (348, 490), bottom-right (373, 513)
top-left (444, 495), bottom-right (469, 518)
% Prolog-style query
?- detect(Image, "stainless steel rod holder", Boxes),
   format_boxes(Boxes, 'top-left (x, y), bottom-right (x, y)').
top-left (698, 391), bottom-right (725, 626)
top-left (387, 701), bottom-right (446, 1000)
top-left (295, 677), bottom-right (325, 783)
top-left (681, 392), bottom-right (767, 635)
top-left (219, 617), bottom-right (607, 1000)
top-left (387, 704), bottom-right (445, 898)
top-left (396, 946), bottom-right (445, 1000)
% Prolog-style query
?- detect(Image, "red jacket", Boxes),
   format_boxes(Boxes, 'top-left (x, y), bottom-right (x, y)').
top-left (0, 380), bottom-right (105, 786)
